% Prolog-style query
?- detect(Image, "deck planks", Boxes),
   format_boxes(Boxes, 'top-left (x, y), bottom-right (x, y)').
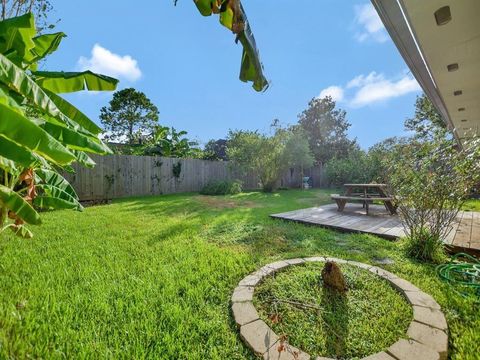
top-left (271, 203), bottom-right (480, 252)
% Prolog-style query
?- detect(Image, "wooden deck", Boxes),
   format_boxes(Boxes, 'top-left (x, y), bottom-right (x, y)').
top-left (271, 203), bottom-right (480, 253)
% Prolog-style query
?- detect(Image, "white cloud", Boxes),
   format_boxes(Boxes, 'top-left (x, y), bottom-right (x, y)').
top-left (77, 44), bottom-right (142, 82)
top-left (354, 3), bottom-right (388, 43)
top-left (318, 71), bottom-right (421, 108)
top-left (346, 72), bottom-right (383, 89)
top-left (349, 72), bottom-right (421, 107)
top-left (318, 85), bottom-right (344, 102)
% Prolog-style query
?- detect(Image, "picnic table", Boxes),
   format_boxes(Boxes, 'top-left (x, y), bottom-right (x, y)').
top-left (331, 183), bottom-right (397, 215)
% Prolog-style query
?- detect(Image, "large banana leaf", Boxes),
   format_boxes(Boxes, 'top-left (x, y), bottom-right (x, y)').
top-left (0, 13), bottom-right (118, 238)
top-left (0, 53), bottom-right (70, 122)
top-left (33, 196), bottom-right (82, 211)
top-left (32, 71), bottom-right (119, 93)
top-left (0, 155), bottom-right (18, 174)
top-left (193, 0), bottom-right (218, 16)
top-left (0, 101), bottom-right (76, 165)
top-left (34, 184), bottom-right (83, 211)
top-left (0, 184), bottom-right (41, 225)
top-left (0, 13), bottom-right (36, 67)
top-left (43, 89), bottom-right (102, 135)
top-left (29, 32), bottom-right (66, 68)
top-left (71, 150), bottom-right (96, 168)
top-left (41, 122), bottom-right (112, 154)
top-left (237, 20), bottom-right (267, 92)
top-left (193, 0), bottom-right (268, 92)
top-left (9, 224), bottom-right (33, 238)
top-left (0, 54), bottom-right (107, 136)
top-left (35, 169), bottom-right (78, 199)
top-left (0, 135), bottom-right (43, 168)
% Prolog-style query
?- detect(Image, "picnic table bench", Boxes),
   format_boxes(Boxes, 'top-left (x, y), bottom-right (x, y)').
top-left (331, 184), bottom-right (397, 215)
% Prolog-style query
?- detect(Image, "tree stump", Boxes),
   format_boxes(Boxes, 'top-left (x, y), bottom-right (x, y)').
top-left (321, 261), bottom-right (348, 293)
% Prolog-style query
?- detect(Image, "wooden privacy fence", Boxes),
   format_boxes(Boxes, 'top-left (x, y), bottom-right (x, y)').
top-left (64, 154), bottom-right (326, 201)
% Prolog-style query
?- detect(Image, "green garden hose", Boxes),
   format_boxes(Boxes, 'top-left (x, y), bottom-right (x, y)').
top-left (436, 253), bottom-right (480, 299)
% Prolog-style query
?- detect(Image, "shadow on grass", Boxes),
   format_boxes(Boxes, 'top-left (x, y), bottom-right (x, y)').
top-left (321, 287), bottom-right (349, 358)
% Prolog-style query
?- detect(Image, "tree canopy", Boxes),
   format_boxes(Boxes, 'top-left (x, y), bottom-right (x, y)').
top-left (227, 126), bottom-right (314, 192)
top-left (404, 94), bottom-right (447, 140)
top-left (297, 96), bottom-right (358, 164)
top-left (282, 130), bottom-right (314, 175)
top-left (203, 139), bottom-right (228, 161)
top-left (100, 88), bottom-right (159, 146)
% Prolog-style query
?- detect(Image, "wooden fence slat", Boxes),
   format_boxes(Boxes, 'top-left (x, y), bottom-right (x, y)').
top-left (64, 155), bottom-right (326, 200)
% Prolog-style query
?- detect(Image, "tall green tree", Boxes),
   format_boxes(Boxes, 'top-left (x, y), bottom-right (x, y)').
top-left (100, 88), bottom-right (159, 146)
top-left (405, 94), bottom-right (447, 140)
top-left (297, 96), bottom-right (357, 164)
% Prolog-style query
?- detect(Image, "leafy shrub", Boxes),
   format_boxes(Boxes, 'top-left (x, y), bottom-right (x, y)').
top-left (386, 137), bottom-right (480, 262)
top-left (227, 130), bottom-right (286, 192)
top-left (227, 128), bottom-right (314, 192)
top-left (403, 228), bottom-right (446, 263)
top-left (325, 138), bottom-right (403, 187)
top-left (200, 180), bottom-right (242, 195)
top-left (324, 151), bottom-right (370, 186)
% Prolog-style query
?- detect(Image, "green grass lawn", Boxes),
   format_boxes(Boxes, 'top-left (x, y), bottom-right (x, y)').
top-left (463, 198), bottom-right (480, 212)
top-left (0, 189), bottom-right (479, 359)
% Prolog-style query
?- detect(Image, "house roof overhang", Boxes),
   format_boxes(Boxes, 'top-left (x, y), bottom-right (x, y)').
top-left (371, 0), bottom-right (480, 145)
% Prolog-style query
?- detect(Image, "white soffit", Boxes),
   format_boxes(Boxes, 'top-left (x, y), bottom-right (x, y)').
top-left (373, 0), bottom-right (480, 142)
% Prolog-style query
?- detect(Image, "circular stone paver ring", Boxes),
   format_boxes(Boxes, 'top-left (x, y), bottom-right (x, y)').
top-left (231, 257), bottom-right (448, 360)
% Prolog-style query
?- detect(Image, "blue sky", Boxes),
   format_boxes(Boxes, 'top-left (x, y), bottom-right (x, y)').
top-left (47, 0), bottom-right (422, 149)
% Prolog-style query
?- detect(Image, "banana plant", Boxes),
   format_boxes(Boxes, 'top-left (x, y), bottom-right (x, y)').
top-left (143, 126), bottom-right (201, 158)
top-left (0, 13), bottom-right (118, 238)
top-left (185, 0), bottom-right (268, 92)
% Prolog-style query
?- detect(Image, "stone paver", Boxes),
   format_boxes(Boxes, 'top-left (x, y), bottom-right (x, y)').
top-left (232, 301), bottom-right (259, 326)
top-left (387, 339), bottom-right (440, 360)
top-left (404, 291), bottom-right (441, 310)
top-left (368, 266), bottom-right (398, 280)
top-left (239, 274), bottom-right (263, 287)
top-left (285, 258), bottom-right (305, 265)
top-left (361, 351), bottom-right (396, 360)
top-left (266, 260), bottom-right (290, 271)
top-left (256, 265), bottom-right (277, 277)
top-left (263, 341), bottom-right (310, 360)
top-left (388, 278), bottom-right (421, 293)
top-left (303, 256), bottom-right (326, 262)
top-left (347, 260), bottom-right (374, 270)
top-left (373, 258), bottom-right (395, 265)
top-left (233, 257), bottom-right (448, 360)
top-left (413, 306), bottom-right (448, 331)
top-left (407, 321), bottom-right (448, 360)
top-left (324, 257), bottom-right (348, 264)
top-left (231, 286), bottom-right (255, 303)
top-left (240, 320), bottom-right (279, 355)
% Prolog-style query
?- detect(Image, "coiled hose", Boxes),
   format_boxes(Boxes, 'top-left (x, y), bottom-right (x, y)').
top-left (436, 253), bottom-right (480, 299)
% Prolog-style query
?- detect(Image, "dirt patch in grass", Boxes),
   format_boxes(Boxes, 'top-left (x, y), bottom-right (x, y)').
top-left (194, 195), bottom-right (258, 209)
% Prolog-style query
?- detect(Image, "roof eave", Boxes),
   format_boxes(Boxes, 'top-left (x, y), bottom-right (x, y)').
top-left (371, 0), bottom-right (462, 145)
